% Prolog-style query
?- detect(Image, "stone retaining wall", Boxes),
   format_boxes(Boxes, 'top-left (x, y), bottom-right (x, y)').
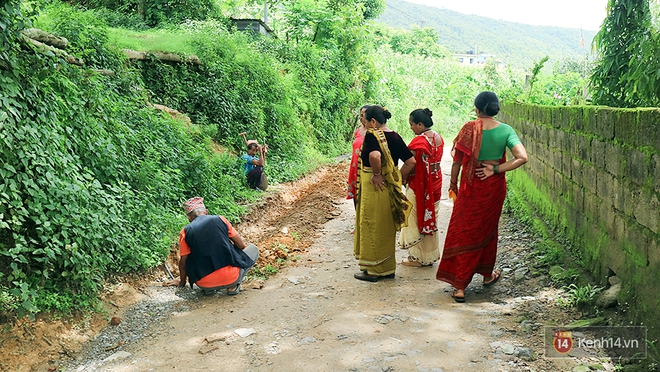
top-left (499, 104), bottom-right (660, 341)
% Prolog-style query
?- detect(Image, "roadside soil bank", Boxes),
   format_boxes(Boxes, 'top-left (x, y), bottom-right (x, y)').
top-left (2, 149), bottom-right (633, 372)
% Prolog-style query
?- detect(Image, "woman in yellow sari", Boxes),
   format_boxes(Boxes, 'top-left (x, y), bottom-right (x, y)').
top-left (354, 105), bottom-right (416, 282)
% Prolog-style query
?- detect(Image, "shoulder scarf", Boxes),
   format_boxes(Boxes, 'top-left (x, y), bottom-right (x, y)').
top-left (358, 128), bottom-right (412, 231)
top-left (346, 128), bottom-right (364, 199)
top-left (408, 134), bottom-right (437, 235)
top-left (453, 119), bottom-right (483, 192)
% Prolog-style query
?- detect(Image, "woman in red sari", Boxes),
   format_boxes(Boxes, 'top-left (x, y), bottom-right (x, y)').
top-left (436, 91), bottom-right (528, 302)
top-left (347, 105), bottom-right (370, 205)
top-left (399, 108), bottom-right (444, 266)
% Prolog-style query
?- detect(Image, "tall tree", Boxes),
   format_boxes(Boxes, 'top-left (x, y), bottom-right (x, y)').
top-left (590, 0), bottom-right (652, 107)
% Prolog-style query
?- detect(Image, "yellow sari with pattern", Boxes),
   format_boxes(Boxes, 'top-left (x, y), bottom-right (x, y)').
top-left (354, 129), bottom-right (412, 276)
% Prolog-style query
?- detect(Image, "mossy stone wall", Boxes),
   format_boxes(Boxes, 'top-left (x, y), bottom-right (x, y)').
top-left (499, 103), bottom-right (660, 341)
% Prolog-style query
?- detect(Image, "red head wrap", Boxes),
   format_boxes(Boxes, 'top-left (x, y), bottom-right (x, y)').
top-left (182, 197), bottom-right (205, 214)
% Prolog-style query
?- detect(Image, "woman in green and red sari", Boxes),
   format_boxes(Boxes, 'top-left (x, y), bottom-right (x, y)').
top-left (399, 108), bottom-right (444, 267)
top-left (436, 91), bottom-right (528, 302)
top-left (354, 105), bottom-right (416, 282)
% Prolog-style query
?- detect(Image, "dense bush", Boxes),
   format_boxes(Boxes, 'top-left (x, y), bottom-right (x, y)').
top-left (0, 3), bottom-right (255, 319)
top-left (70, 0), bottom-right (220, 27)
top-left (1, 0), bottom-right (379, 319)
top-left (135, 20), bottom-right (365, 179)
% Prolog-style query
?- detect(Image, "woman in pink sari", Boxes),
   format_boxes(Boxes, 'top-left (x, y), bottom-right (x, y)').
top-left (399, 108), bottom-right (444, 266)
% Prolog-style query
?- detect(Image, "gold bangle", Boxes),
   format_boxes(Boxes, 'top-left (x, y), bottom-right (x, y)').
top-left (373, 171), bottom-right (381, 176)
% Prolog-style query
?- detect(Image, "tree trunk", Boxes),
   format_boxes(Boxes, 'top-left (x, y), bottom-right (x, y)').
top-left (138, 0), bottom-right (146, 21)
top-left (21, 28), bottom-right (68, 49)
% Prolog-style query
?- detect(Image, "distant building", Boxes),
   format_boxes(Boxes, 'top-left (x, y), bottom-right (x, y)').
top-left (230, 18), bottom-right (274, 38)
top-left (453, 52), bottom-right (495, 66)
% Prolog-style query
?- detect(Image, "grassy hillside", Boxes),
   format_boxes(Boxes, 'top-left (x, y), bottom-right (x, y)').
top-left (379, 0), bottom-right (596, 69)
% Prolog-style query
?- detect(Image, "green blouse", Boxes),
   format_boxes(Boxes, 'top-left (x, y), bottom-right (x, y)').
top-left (478, 123), bottom-right (521, 161)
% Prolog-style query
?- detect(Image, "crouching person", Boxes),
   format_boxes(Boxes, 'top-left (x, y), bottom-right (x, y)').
top-left (166, 197), bottom-right (259, 295)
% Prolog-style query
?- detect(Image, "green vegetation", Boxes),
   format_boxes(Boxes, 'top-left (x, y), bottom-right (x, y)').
top-left (72, 0), bottom-right (221, 27)
top-left (106, 27), bottom-right (199, 54)
top-left (559, 283), bottom-right (603, 311)
top-left (0, 0), bottom-right (380, 320)
top-left (0, 0), bottom-right (652, 327)
top-left (0, 4), bottom-right (259, 317)
top-left (249, 263), bottom-right (279, 280)
top-left (364, 22), bottom-right (589, 141)
top-left (646, 340), bottom-right (660, 371)
top-left (548, 266), bottom-right (581, 287)
top-left (378, 0), bottom-right (596, 69)
top-left (590, 0), bottom-right (660, 107)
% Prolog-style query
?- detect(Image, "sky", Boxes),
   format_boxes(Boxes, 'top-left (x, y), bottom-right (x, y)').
top-left (403, 0), bottom-right (609, 31)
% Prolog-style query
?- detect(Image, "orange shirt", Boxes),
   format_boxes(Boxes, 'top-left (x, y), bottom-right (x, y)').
top-left (179, 216), bottom-right (240, 287)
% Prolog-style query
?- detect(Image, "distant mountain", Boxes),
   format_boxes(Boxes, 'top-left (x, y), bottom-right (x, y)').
top-left (378, 0), bottom-right (597, 69)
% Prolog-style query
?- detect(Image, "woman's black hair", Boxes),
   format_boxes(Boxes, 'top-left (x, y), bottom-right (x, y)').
top-left (409, 108), bottom-right (433, 128)
top-left (474, 91), bottom-right (500, 116)
top-left (365, 105), bottom-right (391, 124)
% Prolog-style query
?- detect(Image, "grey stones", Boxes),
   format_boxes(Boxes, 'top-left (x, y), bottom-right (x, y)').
top-left (596, 284), bottom-right (620, 308)
top-left (234, 328), bottom-right (256, 338)
top-left (492, 342), bottom-right (536, 361)
top-left (517, 347), bottom-right (536, 361)
top-left (513, 267), bottom-right (530, 282)
top-left (102, 351), bottom-right (131, 363)
top-left (502, 344), bottom-right (515, 355)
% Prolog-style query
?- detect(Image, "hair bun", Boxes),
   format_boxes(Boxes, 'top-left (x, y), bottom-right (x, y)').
top-left (383, 109), bottom-right (392, 120)
top-left (423, 108), bottom-right (432, 118)
top-left (485, 102), bottom-right (500, 116)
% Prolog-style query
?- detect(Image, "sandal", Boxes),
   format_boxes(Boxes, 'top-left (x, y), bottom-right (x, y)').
top-left (227, 284), bottom-right (240, 295)
top-left (451, 290), bottom-right (465, 303)
top-left (354, 272), bottom-right (395, 282)
top-left (482, 270), bottom-right (501, 287)
top-left (401, 258), bottom-right (422, 267)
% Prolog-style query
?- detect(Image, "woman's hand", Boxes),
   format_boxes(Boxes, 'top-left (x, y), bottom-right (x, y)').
top-left (371, 173), bottom-right (385, 191)
top-left (163, 278), bottom-right (181, 287)
top-left (476, 164), bottom-right (496, 180)
top-left (449, 181), bottom-right (458, 197)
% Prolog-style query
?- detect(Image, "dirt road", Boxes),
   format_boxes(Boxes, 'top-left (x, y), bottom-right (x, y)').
top-left (5, 149), bottom-right (619, 372)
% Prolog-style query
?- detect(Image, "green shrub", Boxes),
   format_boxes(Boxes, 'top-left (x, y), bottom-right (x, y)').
top-left (69, 0), bottom-right (220, 27)
top-left (559, 283), bottom-right (602, 311)
top-left (34, 2), bottom-right (122, 70)
top-left (94, 7), bottom-right (149, 30)
top-left (133, 21), bottom-right (355, 181)
top-left (1, 0), bottom-right (381, 320)
top-left (0, 3), bottom-right (260, 319)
